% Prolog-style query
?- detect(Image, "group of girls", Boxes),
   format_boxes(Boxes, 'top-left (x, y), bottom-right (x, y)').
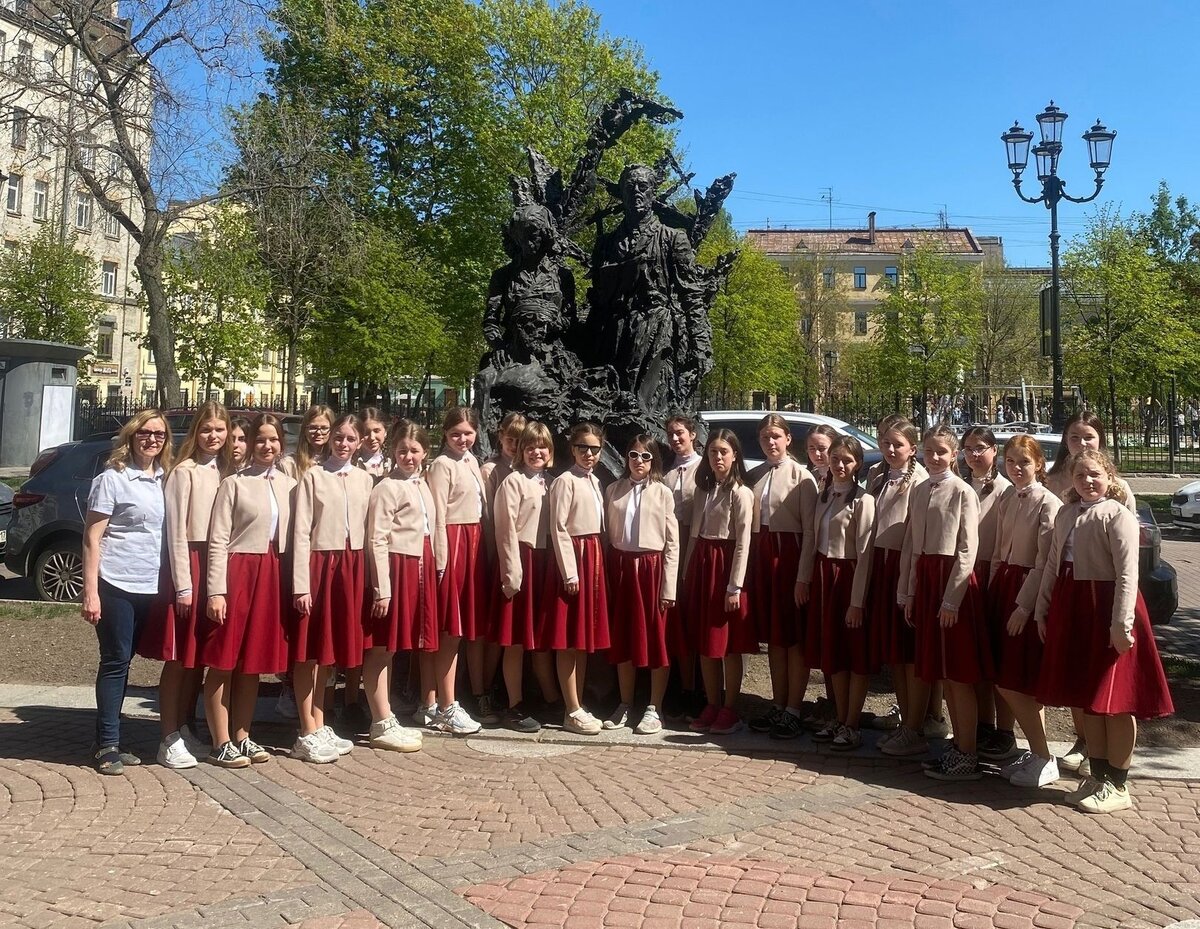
top-left (83, 401), bottom-right (1173, 814)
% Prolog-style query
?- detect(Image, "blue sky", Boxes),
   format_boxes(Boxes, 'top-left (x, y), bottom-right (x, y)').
top-left (585, 0), bottom-right (1199, 266)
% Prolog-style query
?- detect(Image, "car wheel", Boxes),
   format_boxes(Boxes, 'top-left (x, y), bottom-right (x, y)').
top-left (34, 541), bottom-right (84, 602)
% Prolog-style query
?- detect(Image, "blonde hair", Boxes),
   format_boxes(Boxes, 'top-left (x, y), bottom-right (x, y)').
top-left (1065, 449), bottom-right (1128, 504)
top-left (108, 409), bottom-right (173, 472)
top-left (873, 417), bottom-right (920, 495)
top-left (174, 402), bottom-right (233, 476)
top-left (517, 421), bottom-right (555, 468)
top-left (500, 412), bottom-right (528, 443)
top-left (922, 423), bottom-right (960, 454)
top-left (296, 404), bottom-right (334, 475)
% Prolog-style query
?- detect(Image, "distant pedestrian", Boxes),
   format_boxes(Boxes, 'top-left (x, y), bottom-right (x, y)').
top-left (1187, 398), bottom-right (1199, 447)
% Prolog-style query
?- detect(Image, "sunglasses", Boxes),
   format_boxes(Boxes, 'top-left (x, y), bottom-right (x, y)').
top-left (307, 426), bottom-right (331, 434)
top-left (627, 451), bottom-right (654, 462)
top-left (573, 444), bottom-right (602, 455)
top-left (135, 430), bottom-right (167, 442)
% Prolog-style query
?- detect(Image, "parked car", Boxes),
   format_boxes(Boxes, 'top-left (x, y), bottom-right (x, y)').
top-left (161, 408), bottom-right (303, 446)
top-left (0, 482), bottom-right (13, 561)
top-left (990, 431), bottom-right (1062, 465)
top-left (1137, 506), bottom-right (1177, 626)
top-left (1170, 479), bottom-right (1200, 530)
top-left (698, 410), bottom-right (883, 474)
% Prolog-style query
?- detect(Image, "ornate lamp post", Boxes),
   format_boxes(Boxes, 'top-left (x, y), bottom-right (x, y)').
top-left (824, 348), bottom-right (838, 408)
top-left (1001, 102), bottom-right (1115, 430)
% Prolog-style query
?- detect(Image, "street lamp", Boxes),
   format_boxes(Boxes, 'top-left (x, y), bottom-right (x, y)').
top-left (824, 349), bottom-right (838, 408)
top-left (1001, 102), bottom-right (1115, 430)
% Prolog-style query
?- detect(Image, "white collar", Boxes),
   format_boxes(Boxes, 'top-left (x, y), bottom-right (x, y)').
top-left (927, 469), bottom-right (953, 484)
top-left (323, 457), bottom-right (353, 474)
top-left (674, 452), bottom-right (700, 468)
top-left (124, 463), bottom-right (164, 481)
top-left (571, 465), bottom-right (595, 479)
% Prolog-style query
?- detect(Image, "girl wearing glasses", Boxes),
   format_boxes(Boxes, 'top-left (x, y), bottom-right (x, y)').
top-left (82, 410), bottom-right (173, 775)
top-left (282, 404), bottom-right (334, 479)
top-left (139, 402), bottom-right (233, 770)
top-left (493, 421), bottom-right (560, 732)
top-left (685, 428), bottom-right (754, 736)
top-left (545, 422), bottom-right (611, 735)
top-left (746, 414), bottom-right (813, 741)
top-left (602, 435), bottom-right (680, 735)
top-left (425, 406), bottom-right (488, 735)
top-left (203, 413), bottom-right (295, 769)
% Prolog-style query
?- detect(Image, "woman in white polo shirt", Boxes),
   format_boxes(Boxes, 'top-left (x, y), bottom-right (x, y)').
top-left (81, 410), bottom-right (173, 775)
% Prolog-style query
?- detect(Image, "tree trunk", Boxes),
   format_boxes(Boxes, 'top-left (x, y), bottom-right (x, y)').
top-left (285, 333), bottom-right (299, 410)
top-left (1107, 373), bottom-right (1121, 467)
top-left (134, 243), bottom-right (183, 408)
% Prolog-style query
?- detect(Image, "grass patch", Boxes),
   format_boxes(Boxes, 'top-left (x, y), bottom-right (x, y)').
top-left (2, 476), bottom-right (25, 490)
top-left (1162, 655), bottom-right (1200, 683)
top-left (0, 601), bottom-right (78, 621)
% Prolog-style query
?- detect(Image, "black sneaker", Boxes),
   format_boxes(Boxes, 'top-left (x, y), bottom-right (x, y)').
top-left (93, 745), bottom-right (124, 776)
top-left (924, 746), bottom-right (982, 781)
top-left (769, 710), bottom-right (805, 740)
top-left (749, 705), bottom-right (784, 733)
top-left (476, 693), bottom-right (501, 726)
top-left (977, 729), bottom-right (1020, 762)
top-left (503, 704), bottom-right (541, 734)
top-left (207, 741), bottom-right (251, 769)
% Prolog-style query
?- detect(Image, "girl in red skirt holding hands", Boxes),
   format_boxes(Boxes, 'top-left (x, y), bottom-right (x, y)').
top-left (989, 435), bottom-right (1061, 788)
top-left (685, 428), bottom-right (755, 736)
top-left (799, 436), bottom-right (875, 750)
top-left (1035, 449), bottom-right (1173, 813)
top-left (603, 434), bottom-right (680, 735)
top-left (143, 402), bottom-right (232, 769)
top-left (545, 422), bottom-right (611, 735)
top-left (899, 425), bottom-right (991, 781)
top-left (290, 414), bottom-right (372, 763)
top-left (748, 414), bottom-right (814, 740)
top-left (364, 419), bottom-right (438, 753)
top-left (426, 407), bottom-right (488, 735)
top-left (493, 421), bottom-right (560, 733)
top-left (204, 413), bottom-right (295, 768)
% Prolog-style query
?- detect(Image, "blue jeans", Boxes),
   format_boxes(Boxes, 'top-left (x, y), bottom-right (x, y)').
top-left (94, 579), bottom-right (156, 747)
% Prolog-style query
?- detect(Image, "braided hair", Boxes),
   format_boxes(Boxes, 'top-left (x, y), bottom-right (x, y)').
top-left (961, 425), bottom-right (999, 498)
top-left (821, 436), bottom-right (864, 505)
top-left (872, 417), bottom-right (920, 496)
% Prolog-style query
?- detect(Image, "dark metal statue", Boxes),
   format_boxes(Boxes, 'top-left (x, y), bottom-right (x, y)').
top-left (474, 89), bottom-right (736, 470)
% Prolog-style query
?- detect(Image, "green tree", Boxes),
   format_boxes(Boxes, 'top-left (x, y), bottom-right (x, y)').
top-left (1063, 207), bottom-right (1196, 424)
top-left (164, 208), bottom-right (269, 399)
top-left (787, 249), bottom-right (851, 403)
top-left (0, 222), bottom-right (104, 347)
top-left (870, 244), bottom-right (981, 419)
top-left (977, 259), bottom-right (1044, 401)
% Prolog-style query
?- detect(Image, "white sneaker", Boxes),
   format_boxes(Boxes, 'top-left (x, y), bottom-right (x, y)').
top-left (603, 703), bottom-right (630, 730)
top-left (1010, 754), bottom-right (1060, 788)
top-left (635, 706), bottom-right (663, 735)
top-left (318, 725), bottom-right (354, 755)
top-left (292, 732), bottom-right (339, 764)
top-left (369, 715), bottom-right (423, 753)
top-left (563, 708), bottom-right (602, 735)
top-left (1060, 739), bottom-right (1088, 772)
top-left (1000, 750), bottom-right (1034, 780)
top-left (412, 703), bottom-right (438, 728)
top-left (435, 701), bottom-right (481, 736)
top-left (157, 732), bottom-right (198, 769)
top-left (179, 724), bottom-right (210, 757)
top-left (275, 689), bottom-right (299, 720)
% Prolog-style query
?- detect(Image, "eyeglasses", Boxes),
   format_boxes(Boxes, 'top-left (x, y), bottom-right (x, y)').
top-left (965, 444), bottom-right (994, 455)
top-left (135, 430), bottom-right (167, 442)
top-left (573, 444), bottom-right (602, 456)
top-left (307, 426), bottom-right (331, 434)
top-left (627, 451), bottom-right (654, 462)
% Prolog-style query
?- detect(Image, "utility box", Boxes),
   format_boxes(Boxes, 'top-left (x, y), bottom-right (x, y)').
top-left (0, 339), bottom-right (90, 468)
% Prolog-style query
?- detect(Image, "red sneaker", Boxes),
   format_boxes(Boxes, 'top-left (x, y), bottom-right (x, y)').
top-left (689, 704), bottom-right (720, 732)
top-left (710, 707), bottom-right (744, 735)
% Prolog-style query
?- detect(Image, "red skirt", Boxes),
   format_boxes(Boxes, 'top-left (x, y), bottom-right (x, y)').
top-left (749, 530), bottom-right (802, 647)
top-left (367, 541), bottom-right (438, 653)
top-left (867, 547), bottom-right (914, 666)
top-left (201, 545), bottom-right (289, 675)
top-left (494, 544), bottom-right (547, 649)
top-left (541, 535), bottom-right (610, 652)
top-left (138, 542), bottom-right (207, 667)
top-left (989, 562), bottom-right (1043, 696)
top-left (439, 522), bottom-right (491, 641)
top-left (973, 559), bottom-right (990, 598)
top-left (809, 553), bottom-right (872, 675)
top-left (607, 548), bottom-right (680, 668)
top-left (684, 538), bottom-right (757, 659)
top-left (1037, 566), bottom-right (1174, 719)
top-left (290, 546), bottom-right (366, 667)
top-left (913, 553), bottom-right (992, 685)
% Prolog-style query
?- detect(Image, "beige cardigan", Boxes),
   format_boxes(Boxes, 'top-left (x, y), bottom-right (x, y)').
top-left (664, 455), bottom-right (701, 527)
top-left (989, 483), bottom-right (1062, 614)
top-left (206, 469), bottom-right (296, 597)
top-left (749, 457), bottom-right (811, 534)
top-left (292, 464), bottom-right (373, 596)
top-left (165, 458), bottom-right (221, 593)
top-left (366, 475), bottom-right (445, 600)
top-left (428, 453), bottom-right (486, 525)
top-left (867, 461), bottom-right (929, 552)
top-left (1034, 497), bottom-right (1141, 634)
top-left (604, 478), bottom-right (681, 601)
top-left (972, 471), bottom-right (1012, 566)
top-left (802, 486), bottom-right (876, 601)
top-left (685, 481), bottom-right (754, 591)
top-left (548, 467), bottom-right (606, 582)
top-left (494, 470), bottom-right (551, 596)
top-left (898, 473), bottom-right (980, 610)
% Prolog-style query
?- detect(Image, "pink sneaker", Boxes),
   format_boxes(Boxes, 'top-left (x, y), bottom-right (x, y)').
top-left (710, 707), bottom-right (744, 735)
top-left (689, 704), bottom-right (720, 732)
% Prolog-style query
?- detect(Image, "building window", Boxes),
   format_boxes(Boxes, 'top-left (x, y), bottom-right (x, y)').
top-left (104, 211), bottom-right (120, 239)
top-left (853, 267), bottom-right (867, 289)
top-left (107, 151), bottom-right (121, 177)
top-left (42, 48), bottom-right (54, 76)
top-left (11, 107), bottom-right (28, 149)
top-left (822, 268), bottom-right (834, 288)
top-left (0, 33), bottom-right (6, 61)
top-left (855, 310), bottom-right (869, 335)
top-left (16, 40), bottom-right (32, 73)
top-left (107, 384), bottom-right (121, 402)
top-left (6, 174), bottom-right (21, 214)
top-left (101, 261), bottom-right (118, 297)
top-left (884, 266), bottom-right (898, 285)
top-left (96, 322), bottom-right (115, 359)
top-left (76, 192), bottom-right (93, 230)
top-left (262, 347), bottom-right (272, 365)
top-left (3, 239), bottom-right (17, 256)
top-left (80, 135), bottom-right (97, 171)
top-left (32, 179), bottom-right (47, 221)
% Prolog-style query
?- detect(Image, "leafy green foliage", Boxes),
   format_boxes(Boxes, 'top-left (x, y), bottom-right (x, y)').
top-left (0, 223), bottom-right (104, 348)
top-left (977, 259), bottom-right (1044, 390)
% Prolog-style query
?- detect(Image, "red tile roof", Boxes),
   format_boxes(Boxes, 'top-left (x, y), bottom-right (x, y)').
top-left (745, 227), bottom-right (984, 256)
